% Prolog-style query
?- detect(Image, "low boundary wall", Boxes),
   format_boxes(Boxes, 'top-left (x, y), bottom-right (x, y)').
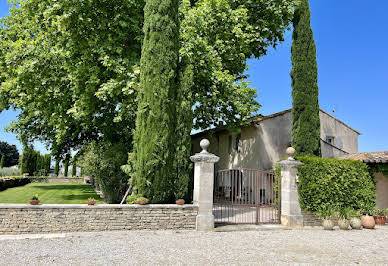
top-left (0, 204), bottom-right (197, 234)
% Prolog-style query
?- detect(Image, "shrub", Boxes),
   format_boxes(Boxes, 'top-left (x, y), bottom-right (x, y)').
top-left (126, 194), bottom-right (140, 204)
top-left (297, 157), bottom-right (375, 213)
top-left (0, 176), bottom-right (30, 191)
top-left (0, 167), bottom-right (21, 177)
top-left (79, 142), bottom-right (129, 204)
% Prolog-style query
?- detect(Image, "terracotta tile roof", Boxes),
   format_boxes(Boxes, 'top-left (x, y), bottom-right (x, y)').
top-left (341, 151), bottom-right (388, 163)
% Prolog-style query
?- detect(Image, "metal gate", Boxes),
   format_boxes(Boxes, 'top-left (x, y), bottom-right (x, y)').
top-left (213, 168), bottom-right (280, 224)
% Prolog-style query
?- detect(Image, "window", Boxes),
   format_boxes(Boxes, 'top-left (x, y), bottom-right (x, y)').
top-left (326, 136), bottom-right (335, 145)
top-left (235, 134), bottom-right (241, 152)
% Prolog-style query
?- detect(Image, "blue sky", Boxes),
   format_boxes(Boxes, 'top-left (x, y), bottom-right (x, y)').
top-left (0, 0), bottom-right (387, 153)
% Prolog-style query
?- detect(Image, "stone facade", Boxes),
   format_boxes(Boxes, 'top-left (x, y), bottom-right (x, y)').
top-left (0, 204), bottom-right (197, 234)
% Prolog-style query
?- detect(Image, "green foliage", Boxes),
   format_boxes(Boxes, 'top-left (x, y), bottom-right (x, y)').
top-left (0, 0), bottom-right (143, 154)
top-left (317, 207), bottom-right (335, 219)
top-left (133, 0), bottom-right (180, 203)
top-left (126, 194), bottom-right (141, 205)
top-left (290, 0), bottom-right (321, 157)
top-left (0, 176), bottom-right (30, 191)
top-left (370, 163), bottom-right (388, 176)
top-left (64, 154), bottom-right (70, 177)
top-left (54, 158), bottom-right (60, 176)
top-left (0, 141), bottom-right (19, 167)
top-left (79, 142), bottom-right (129, 204)
top-left (0, 155), bottom-right (4, 168)
top-left (0, 167), bottom-right (20, 177)
top-left (373, 208), bottom-right (388, 216)
top-left (20, 147), bottom-right (51, 176)
top-left (72, 161), bottom-right (77, 177)
top-left (297, 157), bottom-right (376, 213)
top-left (337, 207), bottom-right (352, 220)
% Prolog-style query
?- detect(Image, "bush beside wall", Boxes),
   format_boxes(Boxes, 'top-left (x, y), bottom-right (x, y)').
top-left (297, 157), bottom-right (375, 212)
top-left (0, 176), bottom-right (31, 191)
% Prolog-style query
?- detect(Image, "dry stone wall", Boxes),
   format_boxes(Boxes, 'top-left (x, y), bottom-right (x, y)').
top-left (0, 204), bottom-right (197, 234)
top-left (302, 209), bottom-right (338, 226)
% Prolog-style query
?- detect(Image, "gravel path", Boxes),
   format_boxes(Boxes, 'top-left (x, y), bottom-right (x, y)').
top-left (1, 226), bottom-right (388, 265)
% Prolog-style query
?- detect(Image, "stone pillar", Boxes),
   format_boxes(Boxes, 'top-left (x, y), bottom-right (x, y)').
top-left (275, 147), bottom-right (304, 228)
top-left (190, 139), bottom-right (219, 232)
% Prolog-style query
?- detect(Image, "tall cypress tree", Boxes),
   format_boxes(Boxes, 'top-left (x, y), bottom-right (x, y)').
top-left (291, 0), bottom-right (321, 157)
top-left (55, 158), bottom-right (60, 176)
top-left (133, 0), bottom-right (180, 203)
top-left (0, 155), bottom-right (4, 168)
top-left (64, 154), bottom-right (70, 177)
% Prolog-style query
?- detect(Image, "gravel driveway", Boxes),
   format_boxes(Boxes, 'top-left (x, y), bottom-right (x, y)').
top-left (0, 226), bottom-right (387, 265)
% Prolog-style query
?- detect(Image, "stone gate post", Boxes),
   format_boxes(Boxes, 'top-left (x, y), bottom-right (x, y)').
top-left (190, 139), bottom-right (219, 232)
top-left (275, 147), bottom-right (304, 227)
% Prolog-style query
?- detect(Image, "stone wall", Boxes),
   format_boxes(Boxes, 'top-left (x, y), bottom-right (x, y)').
top-left (0, 204), bottom-right (197, 234)
top-left (301, 209), bottom-right (338, 226)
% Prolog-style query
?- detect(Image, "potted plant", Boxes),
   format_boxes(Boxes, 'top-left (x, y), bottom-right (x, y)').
top-left (126, 194), bottom-right (140, 204)
top-left (135, 197), bottom-right (149, 205)
top-left (318, 207), bottom-right (335, 230)
top-left (373, 208), bottom-right (387, 225)
top-left (360, 203), bottom-right (375, 229)
top-left (349, 209), bottom-right (362, 230)
top-left (86, 198), bottom-right (97, 206)
top-left (176, 199), bottom-right (185, 205)
top-left (29, 194), bottom-right (40, 205)
top-left (338, 207), bottom-right (351, 230)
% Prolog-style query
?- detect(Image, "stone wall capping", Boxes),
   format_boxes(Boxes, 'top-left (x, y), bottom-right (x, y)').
top-left (0, 204), bottom-right (197, 209)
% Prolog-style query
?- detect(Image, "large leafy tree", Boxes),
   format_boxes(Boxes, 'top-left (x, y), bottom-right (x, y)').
top-left (0, 141), bottom-right (19, 167)
top-left (0, 0), bottom-right (144, 155)
top-left (290, 0), bottom-right (321, 156)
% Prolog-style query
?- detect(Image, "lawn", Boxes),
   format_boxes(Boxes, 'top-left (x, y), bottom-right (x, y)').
top-left (0, 183), bottom-right (103, 204)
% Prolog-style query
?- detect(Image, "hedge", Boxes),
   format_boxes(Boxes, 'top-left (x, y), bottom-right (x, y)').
top-left (0, 176), bottom-right (31, 191)
top-left (297, 157), bottom-right (375, 212)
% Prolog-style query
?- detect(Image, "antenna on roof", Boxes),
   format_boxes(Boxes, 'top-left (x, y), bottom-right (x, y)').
top-left (332, 104), bottom-right (339, 115)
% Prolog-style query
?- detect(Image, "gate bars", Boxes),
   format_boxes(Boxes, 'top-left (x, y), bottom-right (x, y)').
top-left (213, 168), bottom-right (281, 224)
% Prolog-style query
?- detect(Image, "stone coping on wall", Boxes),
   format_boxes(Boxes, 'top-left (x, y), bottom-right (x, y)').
top-left (0, 204), bottom-right (196, 209)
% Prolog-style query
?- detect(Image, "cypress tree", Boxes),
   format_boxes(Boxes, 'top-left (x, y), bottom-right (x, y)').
top-left (0, 155), bottom-right (4, 168)
top-left (290, 0), bottom-right (321, 157)
top-left (72, 161), bottom-right (77, 177)
top-left (133, 0), bottom-right (180, 203)
top-left (64, 154), bottom-right (70, 177)
top-left (55, 158), bottom-right (60, 176)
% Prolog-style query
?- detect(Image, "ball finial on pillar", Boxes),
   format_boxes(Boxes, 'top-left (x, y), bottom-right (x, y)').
top-left (286, 146), bottom-right (296, 160)
top-left (200, 139), bottom-right (210, 153)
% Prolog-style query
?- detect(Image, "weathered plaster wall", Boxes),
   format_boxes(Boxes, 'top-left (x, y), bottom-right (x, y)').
top-left (319, 110), bottom-right (359, 156)
top-left (375, 172), bottom-right (388, 209)
top-left (0, 204), bottom-right (197, 234)
top-left (192, 110), bottom-right (359, 170)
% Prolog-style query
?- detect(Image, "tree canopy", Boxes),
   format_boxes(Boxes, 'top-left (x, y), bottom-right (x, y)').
top-left (0, 0), bottom-right (295, 157)
top-left (0, 141), bottom-right (19, 167)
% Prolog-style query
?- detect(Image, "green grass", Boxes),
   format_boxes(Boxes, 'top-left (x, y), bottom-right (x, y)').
top-left (0, 182), bottom-right (103, 204)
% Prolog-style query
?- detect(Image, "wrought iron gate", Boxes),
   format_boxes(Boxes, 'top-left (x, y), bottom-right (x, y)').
top-left (213, 168), bottom-right (280, 224)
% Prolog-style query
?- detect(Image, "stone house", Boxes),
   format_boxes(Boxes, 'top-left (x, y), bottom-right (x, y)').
top-left (191, 108), bottom-right (360, 171)
top-left (341, 151), bottom-right (388, 209)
